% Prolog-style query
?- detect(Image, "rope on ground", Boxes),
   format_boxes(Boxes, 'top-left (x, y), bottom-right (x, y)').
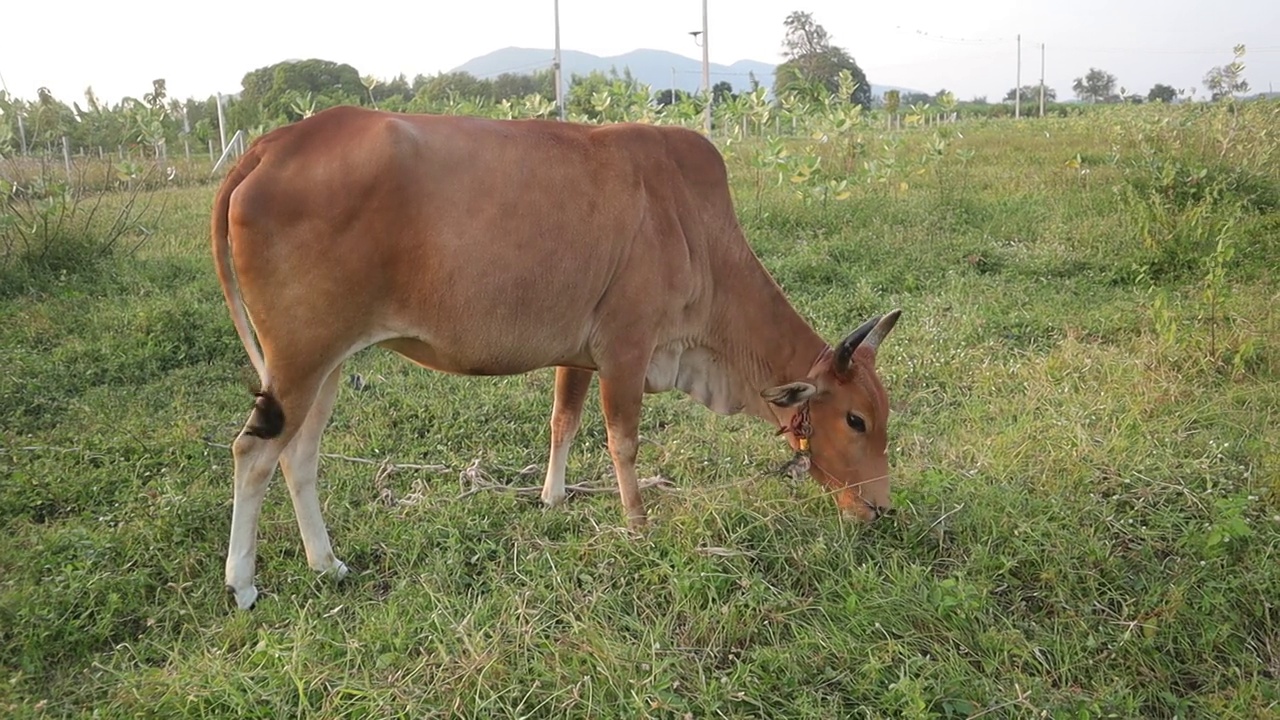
top-left (198, 438), bottom-right (676, 505)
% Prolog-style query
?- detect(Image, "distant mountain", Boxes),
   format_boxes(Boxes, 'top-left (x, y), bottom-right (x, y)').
top-left (451, 47), bottom-right (921, 99)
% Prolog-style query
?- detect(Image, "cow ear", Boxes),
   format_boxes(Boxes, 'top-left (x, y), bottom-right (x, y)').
top-left (761, 381), bottom-right (818, 408)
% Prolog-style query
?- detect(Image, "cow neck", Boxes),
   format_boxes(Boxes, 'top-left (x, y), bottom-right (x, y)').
top-left (711, 243), bottom-right (830, 424)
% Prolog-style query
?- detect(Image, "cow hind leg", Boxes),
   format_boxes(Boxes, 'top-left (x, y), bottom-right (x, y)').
top-left (277, 366), bottom-right (348, 580)
top-left (224, 368), bottom-right (333, 610)
top-left (542, 367), bottom-right (594, 508)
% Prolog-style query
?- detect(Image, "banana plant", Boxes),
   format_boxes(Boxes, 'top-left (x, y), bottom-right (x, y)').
top-left (745, 86), bottom-right (772, 136)
top-left (495, 98), bottom-right (518, 120)
top-left (521, 94), bottom-right (556, 119)
top-left (905, 102), bottom-right (931, 127)
top-left (715, 92), bottom-right (752, 139)
top-left (745, 136), bottom-right (790, 213)
top-left (936, 91), bottom-right (958, 119)
top-left (288, 91), bottom-right (318, 120)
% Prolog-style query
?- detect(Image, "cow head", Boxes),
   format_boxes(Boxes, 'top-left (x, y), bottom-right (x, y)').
top-left (761, 310), bottom-right (902, 522)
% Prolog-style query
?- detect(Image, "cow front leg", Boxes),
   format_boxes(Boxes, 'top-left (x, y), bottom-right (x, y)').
top-left (597, 371), bottom-right (648, 529)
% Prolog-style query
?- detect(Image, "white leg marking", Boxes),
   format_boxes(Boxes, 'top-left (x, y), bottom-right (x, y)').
top-left (541, 436), bottom-right (571, 507)
top-left (225, 433), bottom-right (283, 610)
top-left (278, 367), bottom-right (348, 580)
top-left (541, 368), bottom-right (591, 508)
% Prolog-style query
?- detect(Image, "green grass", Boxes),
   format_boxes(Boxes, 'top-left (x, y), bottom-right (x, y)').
top-left (2, 107), bottom-right (1278, 718)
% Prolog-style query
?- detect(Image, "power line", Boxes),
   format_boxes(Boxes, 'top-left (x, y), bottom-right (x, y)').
top-left (891, 25), bottom-right (1016, 45)
top-left (672, 68), bottom-right (757, 76)
top-left (469, 60), bottom-right (556, 80)
top-left (891, 25), bottom-right (1280, 56)
top-left (1050, 44), bottom-right (1280, 56)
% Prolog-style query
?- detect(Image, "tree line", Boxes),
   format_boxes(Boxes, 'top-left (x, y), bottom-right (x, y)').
top-left (0, 11), bottom-right (877, 157)
top-left (0, 14), bottom-right (1261, 159)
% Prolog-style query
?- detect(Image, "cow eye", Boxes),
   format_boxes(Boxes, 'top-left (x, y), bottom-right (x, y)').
top-left (847, 413), bottom-right (867, 433)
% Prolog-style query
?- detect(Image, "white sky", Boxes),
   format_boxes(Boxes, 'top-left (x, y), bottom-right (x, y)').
top-left (3, 0), bottom-right (1277, 105)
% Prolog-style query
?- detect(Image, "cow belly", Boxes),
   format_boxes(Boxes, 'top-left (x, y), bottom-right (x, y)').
top-left (379, 336), bottom-right (593, 377)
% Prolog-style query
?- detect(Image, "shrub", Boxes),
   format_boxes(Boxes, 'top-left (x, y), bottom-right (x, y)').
top-left (0, 160), bottom-right (163, 296)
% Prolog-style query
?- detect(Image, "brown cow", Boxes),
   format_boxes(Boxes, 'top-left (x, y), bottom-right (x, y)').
top-left (212, 105), bottom-right (902, 609)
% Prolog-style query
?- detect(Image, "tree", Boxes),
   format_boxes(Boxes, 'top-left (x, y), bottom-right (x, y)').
top-left (566, 68), bottom-right (648, 121)
top-left (1147, 84), bottom-right (1179, 103)
top-left (29, 87), bottom-right (77, 148)
top-left (371, 73), bottom-right (414, 104)
top-left (1204, 45), bottom-right (1250, 101)
top-left (413, 71), bottom-right (489, 104)
top-left (773, 11), bottom-right (871, 108)
top-left (1004, 85), bottom-right (1055, 104)
top-left (1071, 68), bottom-right (1117, 103)
top-left (712, 80), bottom-right (734, 103)
top-left (143, 79), bottom-right (167, 110)
top-left (237, 58), bottom-right (365, 127)
top-left (490, 70), bottom-right (554, 103)
top-left (882, 90), bottom-right (900, 114)
top-left (653, 89), bottom-right (690, 107)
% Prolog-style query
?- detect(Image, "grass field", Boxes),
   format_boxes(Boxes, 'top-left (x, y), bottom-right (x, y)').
top-left (2, 105), bottom-right (1279, 718)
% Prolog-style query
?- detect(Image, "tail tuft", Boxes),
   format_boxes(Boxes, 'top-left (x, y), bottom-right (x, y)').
top-left (244, 391), bottom-right (285, 439)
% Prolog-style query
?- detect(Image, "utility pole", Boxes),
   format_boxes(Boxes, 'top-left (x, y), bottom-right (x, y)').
top-left (1039, 43), bottom-right (1046, 117)
top-left (554, 0), bottom-right (565, 120)
top-left (701, 0), bottom-right (710, 135)
top-left (216, 92), bottom-right (227, 154)
top-left (1015, 33), bottom-right (1021, 119)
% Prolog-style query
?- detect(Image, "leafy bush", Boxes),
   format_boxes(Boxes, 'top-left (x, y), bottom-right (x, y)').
top-left (0, 161), bottom-right (163, 296)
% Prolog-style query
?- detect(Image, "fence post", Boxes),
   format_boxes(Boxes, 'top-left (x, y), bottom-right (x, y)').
top-left (62, 136), bottom-right (73, 184)
top-left (16, 114), bottom-right (28, 154)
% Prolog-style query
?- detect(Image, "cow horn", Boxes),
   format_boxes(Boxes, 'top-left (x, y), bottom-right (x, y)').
top-left (863, 308), bottom-right (902, 353)
top-left (834, 309), bottom-right (902, 373)
top-left (834, 314), bottom-right (881, 374)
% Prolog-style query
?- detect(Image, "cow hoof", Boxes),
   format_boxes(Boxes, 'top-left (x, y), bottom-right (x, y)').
top-left (227, 583), bottom-right (259, 610)
top-left (541, 489), bottom-right (567, 508)
top-left (326, 559), bottom-right (350, 581)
